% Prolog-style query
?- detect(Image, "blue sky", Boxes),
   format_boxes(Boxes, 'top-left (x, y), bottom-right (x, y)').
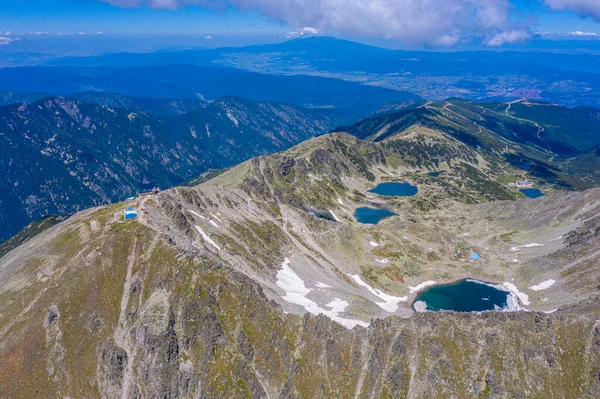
top-left (0, 0), bottom-right (284, 35)
top-left (1, 0), bottom-right (600, 53)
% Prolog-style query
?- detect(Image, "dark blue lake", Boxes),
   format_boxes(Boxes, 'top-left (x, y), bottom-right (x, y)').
top-left (520, 188), bottom-right (545, 199)
top-left (369, 182), bottom-right (418, 197)
top-left (413, 279), bottom-right (511, 312)
top-left (354, 207), bottom-right (397, 225)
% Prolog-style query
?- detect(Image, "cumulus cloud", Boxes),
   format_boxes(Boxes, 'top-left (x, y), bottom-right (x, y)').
top-left (100, 0), bottom-right (518, 46)
top-left (544, 0), bottom-right (600, 21)
top-left (486, 29), bottom-right (531, 46)
top-left (285, 27), bottom-right (319, 39)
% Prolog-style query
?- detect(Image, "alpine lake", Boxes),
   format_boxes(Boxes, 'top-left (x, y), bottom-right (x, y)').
top-left (354, 182), bottom-right (418, 224)
top-left (413, 279), bottom-right (517, 312)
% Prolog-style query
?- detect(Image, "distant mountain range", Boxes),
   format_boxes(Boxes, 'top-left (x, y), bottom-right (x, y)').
top-left (0, 64), bottom-right (420, 117)
top-left (0, 95), bottom-right (354, 241)
top-left (37, 36), bottom-right (600, 108)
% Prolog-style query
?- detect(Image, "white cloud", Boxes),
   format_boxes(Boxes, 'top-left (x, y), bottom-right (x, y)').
top-left (285, 26), bottom-right (319, 38)
top-left (544, 0), bottom-right (600, 21)
top-left (565, 30), bottom-right (598, 36)
top-left (100, 0), bottom-right (516, 46)
top-left (486, 29), bottom-right (531, 46)
top-left (434, 33), bottom-right (462, 46)
top-left (537, 30), bottom-right (600, 37)
top-left (0, 35), bottom-right (19, 46)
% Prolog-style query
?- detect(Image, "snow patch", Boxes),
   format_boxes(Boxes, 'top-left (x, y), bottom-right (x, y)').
top-left (188, 209), bottom-right (206, 220)
top-left (502, 282), bottom-right (530, 306)
top-left (276, 259), bottom-right (369, 329)
top-left (337, 198), bottom-right (344, 205)
top-left (511, 243), bottom-right (545, 251)
top-left (467, 279), bottom-right (526, 311)
top-left (209, 220), bottom-right (220, 229)
top-left (316, 282), bottom-right (331, 288)
top-left (375, 258), bottom-right (389, 264)
top-left (543, 309), bottom-right (558, 314)
top-left (413, 300), bottom-right (428, 312)
top-left (326, 298), bottom-right (348, 313)
top-left (329, 210), bottom-right (341, 222)
top-left (194, 225), bottom-right (221, 251)
top-left (210, 213), bottom-right (222, 223)
top-left (348, 274), bottom-right (407, 312)
top-left (409, 281), bottom-right (436, 293)
top-left (529, 279), bottom-right (556, 291)
top-left (369, 241), bottom-right (379, 247)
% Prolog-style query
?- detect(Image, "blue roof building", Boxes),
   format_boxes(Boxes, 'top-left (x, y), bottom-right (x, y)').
top-left (124, 208), bottom-right (138, 221)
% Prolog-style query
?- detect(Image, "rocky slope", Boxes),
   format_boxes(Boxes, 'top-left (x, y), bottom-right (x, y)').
top-left (1, 133), bottom-right (599, 398)
top-left (0, 96), bottom-right (352, 242)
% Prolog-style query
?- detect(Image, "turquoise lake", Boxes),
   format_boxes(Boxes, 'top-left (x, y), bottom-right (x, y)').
top-left (413, 279), bottom-right (511, 312)
top-left (520, 188), bottom-right (545, 199)
top-left (369, 182), bottom-right (418, 197)
top-left (354, 207), bottom-right (397, 225)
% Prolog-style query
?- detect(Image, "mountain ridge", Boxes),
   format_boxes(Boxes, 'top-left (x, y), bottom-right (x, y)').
top-left (336, 98), bottom-right (600, 190)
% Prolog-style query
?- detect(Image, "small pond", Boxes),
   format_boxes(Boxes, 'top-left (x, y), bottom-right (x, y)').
top-left (354, 207), bottom-right (397, 225)
top-left (369, 182), bottom-right (418, 197)
top-left (520, 188), bottom-right (545, 199)
top-left (413, 279), bottom-right (514, 312)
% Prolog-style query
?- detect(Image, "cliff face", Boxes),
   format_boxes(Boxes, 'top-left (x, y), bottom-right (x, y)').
top-left (1, 133), bottom-right (600, 398)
